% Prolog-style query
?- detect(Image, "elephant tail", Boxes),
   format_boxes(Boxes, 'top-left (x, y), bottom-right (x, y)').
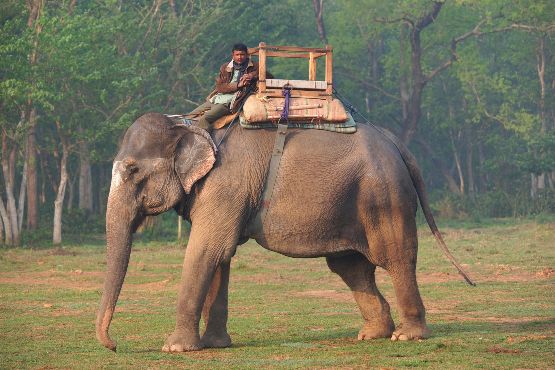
top-left (376, 127), bottom-right (476, 286)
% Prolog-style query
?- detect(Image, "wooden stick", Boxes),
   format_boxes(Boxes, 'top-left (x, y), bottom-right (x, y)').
top-left (258, 42), bottom-right (267, 93)
top-left (251, 50), bottom-right (326, 59)
top-left (309, 52), bottom-right (317, 80)
top-left (263, 51), bottom-right (326, 59)
top-left (258, 90), bottom-right (331, 98)
top-left (250, 45), bottom-right (328, 53)
top-left (325, 44), bottom-right (333, 95)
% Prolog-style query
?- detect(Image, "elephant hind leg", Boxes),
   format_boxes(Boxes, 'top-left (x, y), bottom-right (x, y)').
top-left (326, 253), bottom-right (395, 340)
top-left (388, 262), bottom-right (430, 341)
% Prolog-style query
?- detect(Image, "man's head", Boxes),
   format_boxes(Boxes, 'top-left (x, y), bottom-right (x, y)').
top-left (231, 43), bottom-right (248, 65)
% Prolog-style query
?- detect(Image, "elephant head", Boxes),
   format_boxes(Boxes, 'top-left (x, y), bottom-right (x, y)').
top-left (96, 113), bottom-right (216, 351)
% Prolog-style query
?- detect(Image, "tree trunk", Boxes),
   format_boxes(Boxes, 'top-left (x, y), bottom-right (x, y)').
top-left (0, 205), bottom-right (3, 246)
top-left (450, 130), bottom-right (465, 194)
top-left (537, 36), bottom-right (547, 133)
top-left (26, 109), bottom-right (39, 230)
top-left (1, 132), bottom-right (20, 246)
top-left (530, 173), bottom-right (538, 198)
top-left (445, 81), bottom-right (464, 194)
top-left (465, 130), bottom-right (475, 197)
top-left (97, 165), bottom-right (108, 215)
top-left (25, 0), bottom-right (44, 230)
top-left (402, 24), bottom-right (424, 145)
top-left (399, 23), bottom-right (410, 129)
top-left (395, 1), bottom-right (479, 145)
top-left (25, 0), bottom-right (43, 230)
top-left (365, 38), bottom-right (382, 114)
top-left (168, 0), bottom-right (177, 17)
top-left (67, 171), bottom-right (76, 211)
top-left (416, 135), bottom-right (461, 194)
top-left (53, 121), bottom-right (69, 245)
top-left (79, 140), bottom-right (93, 212)
top-left (532, 35), bottom-right (548, 197)
top-left (18, 158), bottom-right (27, 231)
top-left (39, 151), bottom-right (47, 204)
top-left (311, 0), bottom-right (328, 45)
top-left (477, 140), bottom-right (488, 192)
top-left (0, 198), bottom-right (11, 245)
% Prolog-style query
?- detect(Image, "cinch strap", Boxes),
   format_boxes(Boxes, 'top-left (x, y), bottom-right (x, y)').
top-left (252, 123), bottom-right (288, 230)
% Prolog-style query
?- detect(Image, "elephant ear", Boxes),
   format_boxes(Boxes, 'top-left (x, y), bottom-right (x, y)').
top-left (173, 125), bottom-right (217, 194)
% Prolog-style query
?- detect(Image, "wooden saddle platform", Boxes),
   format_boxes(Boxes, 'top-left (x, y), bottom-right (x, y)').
top-left (171, 42), bottom-right (355, 133)
top-left (242, 43), bottom-right (352, 131)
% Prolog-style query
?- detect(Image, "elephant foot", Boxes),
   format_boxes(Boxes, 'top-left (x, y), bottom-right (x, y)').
top-left (162, 331), bottom-right (203, 352)
top-left (390, 322), bottom-right (430, 341)
top-left (357, 319), bottom-right (395, 340)
top-left (201, 330), bottom-right (232, 348)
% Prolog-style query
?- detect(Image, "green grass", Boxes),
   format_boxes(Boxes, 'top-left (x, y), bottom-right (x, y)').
top-left (1, 218), bottom-right (554, 369)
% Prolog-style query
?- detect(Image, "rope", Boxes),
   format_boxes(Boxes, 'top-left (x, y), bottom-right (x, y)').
top-left (332, 87), bottom-right (375, 126)
top-left (279, 85), bottom-right (292, 123)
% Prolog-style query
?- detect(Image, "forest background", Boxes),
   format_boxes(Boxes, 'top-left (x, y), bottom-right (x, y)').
top-left (0, 0), bottom-right (554, 246)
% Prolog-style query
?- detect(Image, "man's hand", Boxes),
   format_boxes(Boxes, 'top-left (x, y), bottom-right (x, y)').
top-left (238, 74), bottom-right (252, 88)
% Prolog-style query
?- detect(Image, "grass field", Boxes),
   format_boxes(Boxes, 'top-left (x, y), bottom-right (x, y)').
top-left (1, 218), bottom-right (554, 369)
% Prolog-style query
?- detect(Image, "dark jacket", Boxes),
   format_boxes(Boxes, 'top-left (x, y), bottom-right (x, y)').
top-left (206, 59), bottom-right (260, 112)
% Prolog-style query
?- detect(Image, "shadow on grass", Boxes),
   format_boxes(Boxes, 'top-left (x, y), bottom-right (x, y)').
top-left (229, 319), bottom-right (555, 350)
top-left (117, 319), bottom-right (555, 357)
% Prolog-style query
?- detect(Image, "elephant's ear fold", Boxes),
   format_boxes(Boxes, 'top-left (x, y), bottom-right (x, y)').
top-left (173, 125), bottom-right (217, 194)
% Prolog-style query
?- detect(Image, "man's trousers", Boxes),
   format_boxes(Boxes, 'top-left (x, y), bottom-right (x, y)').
top-left (188, 101), bottom-right (231, 130)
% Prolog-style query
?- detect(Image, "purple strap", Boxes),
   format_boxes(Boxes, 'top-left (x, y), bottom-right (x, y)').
top-left (280, 85), bottom-right (292, 122)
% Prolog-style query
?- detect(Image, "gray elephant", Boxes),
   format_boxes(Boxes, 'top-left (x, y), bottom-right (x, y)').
top-left (96, 112), bottom-right (472, 352)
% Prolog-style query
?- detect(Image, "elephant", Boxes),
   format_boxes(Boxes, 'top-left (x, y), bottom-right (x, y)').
top-left (96, 112), bottom-right (473, 352)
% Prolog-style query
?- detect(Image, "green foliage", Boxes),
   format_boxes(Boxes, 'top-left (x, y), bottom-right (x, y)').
top-left (134, 212), bottom-right (187, 244)
top-left (432, 188), bottom-right (555, 220)
top-left (1, 0), bottom-right (554, 246)
top-left (517, 132), bottom-right (555, 174)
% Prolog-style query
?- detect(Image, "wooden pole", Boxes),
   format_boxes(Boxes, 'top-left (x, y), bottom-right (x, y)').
top-left (309, 52), bottom-right (317, 80)
top-left (258, 42), bottom-right (267, 93)
top-left (325, 44), bottom-right (333, 95)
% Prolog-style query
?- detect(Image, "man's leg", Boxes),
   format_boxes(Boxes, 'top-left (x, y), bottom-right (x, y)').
top-left (188, 101), bottom-right (213, 117)
top-left (198, 103), bottom-right (231, 130)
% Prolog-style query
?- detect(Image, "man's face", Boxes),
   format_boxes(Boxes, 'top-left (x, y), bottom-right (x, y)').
top-left (232, 50), bottom-right (248, 64)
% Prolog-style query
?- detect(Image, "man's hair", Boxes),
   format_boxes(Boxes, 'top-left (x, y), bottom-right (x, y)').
top-left (232, 43), bottom-right (248, 53)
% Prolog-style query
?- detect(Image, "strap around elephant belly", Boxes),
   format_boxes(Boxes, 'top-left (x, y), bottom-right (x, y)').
top-left (252, 122), bottom-right (288, 230)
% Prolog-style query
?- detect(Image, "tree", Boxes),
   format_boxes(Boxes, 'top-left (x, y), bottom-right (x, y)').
top-left (0, 1), bottom-right (36, 245)
top-left (25, 0), bottom-right (44, 231)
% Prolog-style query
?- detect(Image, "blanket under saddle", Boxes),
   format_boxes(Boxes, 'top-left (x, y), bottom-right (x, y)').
top-left (239, 95), bottom-right (356, 133)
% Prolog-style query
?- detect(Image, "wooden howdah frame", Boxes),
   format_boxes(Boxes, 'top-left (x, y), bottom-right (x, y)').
top-left (248, 42), bottom-right (333, 99)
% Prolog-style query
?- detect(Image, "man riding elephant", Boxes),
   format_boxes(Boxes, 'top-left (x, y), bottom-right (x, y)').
top-left (188, 43), bottom-right (260, 131)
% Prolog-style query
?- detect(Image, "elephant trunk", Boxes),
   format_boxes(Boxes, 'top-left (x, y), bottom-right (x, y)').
top-left (96, 189), bottom-right (138, 352)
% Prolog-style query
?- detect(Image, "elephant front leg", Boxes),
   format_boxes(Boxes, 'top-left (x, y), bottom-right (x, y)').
top-left (200, 262), bottom-right (232, 348)
top-left (162, 233), bottom-right (228, 352)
